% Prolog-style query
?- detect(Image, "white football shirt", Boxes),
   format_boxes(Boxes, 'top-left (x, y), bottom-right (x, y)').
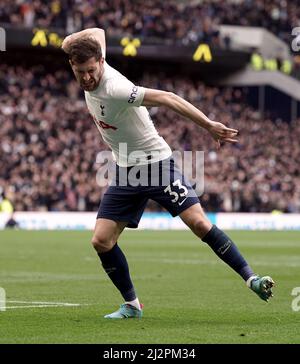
top-left (85, 62), bottom-right (172, 166)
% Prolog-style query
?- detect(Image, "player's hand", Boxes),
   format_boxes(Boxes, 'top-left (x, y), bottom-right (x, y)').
top-left (207, 121), bottom-right (238, 149)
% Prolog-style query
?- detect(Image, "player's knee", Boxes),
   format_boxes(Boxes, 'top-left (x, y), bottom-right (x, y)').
top-left (91, 234), bottom-right (114, 253)
top-left (190, 218), bottom-right (211, 239)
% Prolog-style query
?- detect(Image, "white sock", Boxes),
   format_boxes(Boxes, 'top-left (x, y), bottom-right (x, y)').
top-left (125, 298), bottom-right (141, 310)
top-left (246, 275), bottom-right (258, 288)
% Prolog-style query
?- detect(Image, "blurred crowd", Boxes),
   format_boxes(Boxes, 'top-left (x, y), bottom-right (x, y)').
top-left (0, 0), bottom-right (297, 45)
top-left (1, 64), bottom-right (299, 213)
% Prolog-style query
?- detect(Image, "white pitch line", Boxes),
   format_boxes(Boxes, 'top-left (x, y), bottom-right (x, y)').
top-left (131, 256), bottom-right (300, 267)
top-left (4, 300), bottom-right (91, 310)
top-left (5, 304), bottom-right (81, 309)
top-left (7, 300), bottom-right (84, 305)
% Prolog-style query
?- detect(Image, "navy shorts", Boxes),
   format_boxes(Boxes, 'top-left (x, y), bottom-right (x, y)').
top-left (97, 157), bottom-right (199, 228)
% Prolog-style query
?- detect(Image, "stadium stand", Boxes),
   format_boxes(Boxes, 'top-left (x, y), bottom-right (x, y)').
top-left (0, 0), bottom-right (296, 45)
top-left (0, 0), bottom-right (299, 214)
top-left (1, 64), bottom-right (299, 213)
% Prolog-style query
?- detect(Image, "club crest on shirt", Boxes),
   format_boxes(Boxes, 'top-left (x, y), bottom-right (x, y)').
top-left (100, 104), bottom-right (105, 116)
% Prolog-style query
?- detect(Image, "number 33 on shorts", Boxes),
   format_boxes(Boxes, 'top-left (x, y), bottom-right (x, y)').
top-left (164, 179), bottom-right (188, 205)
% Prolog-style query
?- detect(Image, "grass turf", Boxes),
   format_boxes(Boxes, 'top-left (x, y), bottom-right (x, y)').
top-left (0, 230), bottom-right (299, 344)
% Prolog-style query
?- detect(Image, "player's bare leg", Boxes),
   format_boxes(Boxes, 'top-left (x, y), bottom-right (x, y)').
top-left (179, 203), bottom-right (274, 302)
top-left (92, 218), bottom-right (143, 318)
top-left (92, 218), bottom-right (127, 253)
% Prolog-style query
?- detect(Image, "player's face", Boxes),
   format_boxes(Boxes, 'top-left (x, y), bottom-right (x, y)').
top-left (71, 57), bottom-right (104, 91)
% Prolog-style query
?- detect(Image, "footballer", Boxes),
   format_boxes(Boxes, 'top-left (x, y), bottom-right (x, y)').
top-left (62, 28), bottom-right (274, 319)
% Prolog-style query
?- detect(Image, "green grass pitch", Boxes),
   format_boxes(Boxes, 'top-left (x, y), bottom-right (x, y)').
top-left (0, 229), bottom-right (299, 343)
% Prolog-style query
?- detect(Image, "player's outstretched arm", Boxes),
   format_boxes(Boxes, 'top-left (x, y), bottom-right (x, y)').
top-left (62, 28), bottom-right (106, 58)
top-left (142, 88), bottom-right (238, 148)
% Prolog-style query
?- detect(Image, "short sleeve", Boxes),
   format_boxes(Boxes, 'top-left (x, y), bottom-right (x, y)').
top-left (107, 78), bottom-right (145, 107)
